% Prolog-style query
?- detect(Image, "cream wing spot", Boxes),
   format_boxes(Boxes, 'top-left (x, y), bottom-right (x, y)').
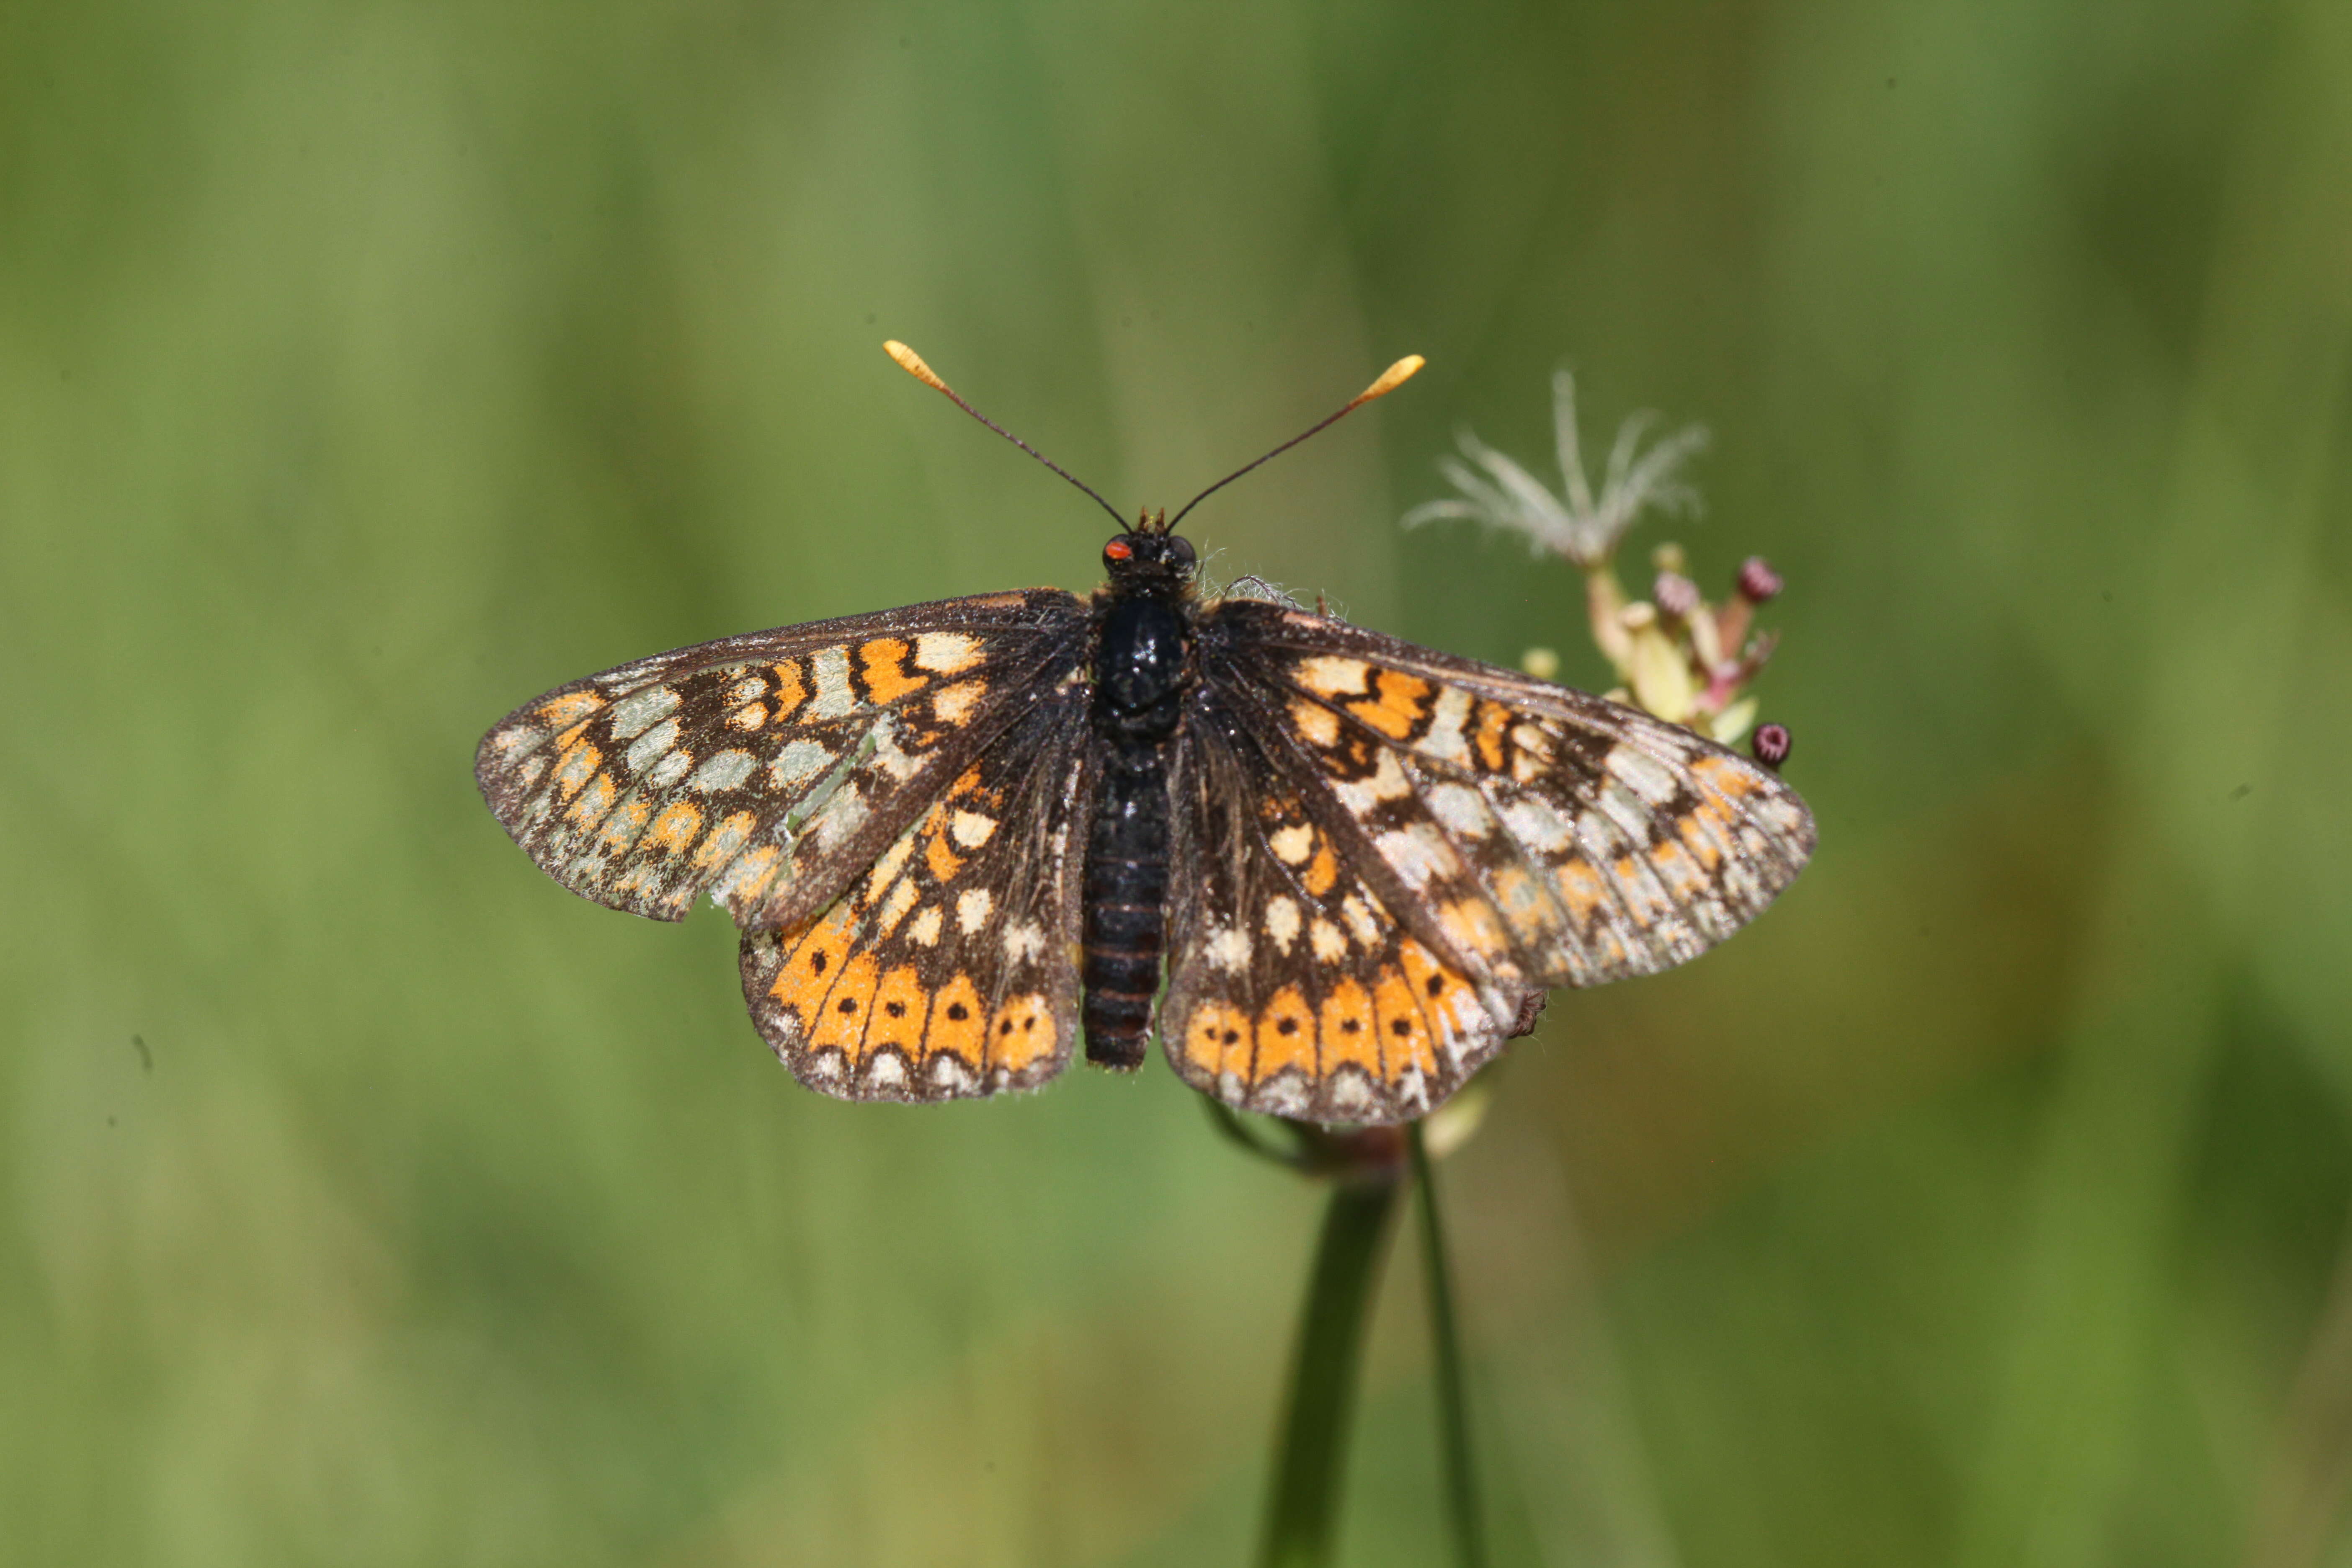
top-left (769, 739), bottom-right (834, 791)
top-left (1002, 920), bottom-right (1045, 963)
top-left (624, 718), bottom-right (681, 773)
top-left (957, 887), bottom-right (994, 933)
top-left (605, 686), bottom-right (680, 740)
top-left (913, 632), bottom-right (984, 674)
top-left (1427, 782), bottom-right (1494, 838)
top-left (687, 749), bottom-right (757, 793)
top-left (1265, 896), bottom-right (1302, 952)
top-left (950, 810), bottom-right (998, 849)
top-left (1605, 745), bottom-right (1683, 807)
top-left (908, 905), bottom-right (943, 946)
top-left (1310, 918), bottom-right (1347, 962)
top-left (646, 749), bottom-right (694, 788)
top-left (932, 680), bottom-right (986, 726)
top-left (1269, 824), bottom-right (1314, 864)
top-left (809, 646), bottom-right (858, 718)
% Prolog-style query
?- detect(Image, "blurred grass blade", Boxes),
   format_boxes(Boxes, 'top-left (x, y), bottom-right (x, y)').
top-left (1411, 1121), bottom-right (1488, 1568)
top-left (1259, 1172), bottom-right (1404, 1568)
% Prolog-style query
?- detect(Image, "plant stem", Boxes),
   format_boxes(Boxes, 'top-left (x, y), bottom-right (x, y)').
top-left (1258, 1169), bottom-right (1404, 1568)
top-left (1411, 1120), bottom-right (1487, 1568)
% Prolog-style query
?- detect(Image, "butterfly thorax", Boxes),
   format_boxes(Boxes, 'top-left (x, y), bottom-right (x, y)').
top-left (1079, 528), bottom-right (1200, 1068)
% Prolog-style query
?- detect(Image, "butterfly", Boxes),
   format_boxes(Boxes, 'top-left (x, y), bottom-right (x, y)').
top-left (475, 344), bottom-right (1816, 1124)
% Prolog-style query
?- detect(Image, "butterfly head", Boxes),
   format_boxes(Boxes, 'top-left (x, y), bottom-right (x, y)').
top-left (1102, 522), bottom-right (1197, 586)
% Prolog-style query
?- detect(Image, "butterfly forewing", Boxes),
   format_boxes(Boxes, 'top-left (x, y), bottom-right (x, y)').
top-left (475, 589), bottom-right (1088, 928)
top-left (739, 684), bottom-right (1094, 1103)
top-left (1194, 599), bottom-right (1815, 1001)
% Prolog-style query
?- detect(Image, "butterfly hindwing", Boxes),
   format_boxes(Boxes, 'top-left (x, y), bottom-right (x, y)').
top-left (738, 686), bottom-right (1093, 1103)
top-left (475, 590), bottom-right (1088, 928)
top-left (1194, 598), bottom-right (1816, 998)
top-left (1160, 710), bottom-right (1542, 1124)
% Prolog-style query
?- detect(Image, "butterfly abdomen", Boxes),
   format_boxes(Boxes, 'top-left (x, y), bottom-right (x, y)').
top-left (1081, 591), bottom-right (1191, 1068)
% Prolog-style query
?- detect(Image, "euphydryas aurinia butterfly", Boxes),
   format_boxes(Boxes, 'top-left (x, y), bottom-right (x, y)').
top-left (477, 346), bottom-right (1815, 1124)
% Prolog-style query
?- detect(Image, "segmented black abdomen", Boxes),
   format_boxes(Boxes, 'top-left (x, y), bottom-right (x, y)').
top-left (1081, 738), bottom-right (1170, 1067)
top-left (1081, 590), bottom-right (1191, 1068)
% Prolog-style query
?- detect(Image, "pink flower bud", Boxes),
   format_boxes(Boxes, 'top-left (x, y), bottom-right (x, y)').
top-left (1736, 557), bottom-right (1783, 603)
top-left (1751, 722), bottom-right (1792, 769)
top-left (1653, 570), bottom-right (1701, 620)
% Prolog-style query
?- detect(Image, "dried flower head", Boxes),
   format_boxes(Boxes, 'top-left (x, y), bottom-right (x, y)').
top-left (1402, 366), bottom-right (1791, 750)
top-left (1402, 370), bottom-right (1710, 568)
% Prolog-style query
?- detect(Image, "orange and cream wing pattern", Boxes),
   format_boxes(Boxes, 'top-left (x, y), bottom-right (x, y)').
top-left (738, 688), bottom-right (1091, 1103)
top-left (1197, 598), bottom-right (1816, 1001)
top-left (475, 590), bottom-right (1088, 930)
top-left (1160, 713), bottom-right (1542, 1123)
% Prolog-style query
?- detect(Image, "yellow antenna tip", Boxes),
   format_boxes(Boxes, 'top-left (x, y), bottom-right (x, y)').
top-left (1354, 353), bottom-right (1426, 407)
top-left (883, 339), bottom-right (949, 394)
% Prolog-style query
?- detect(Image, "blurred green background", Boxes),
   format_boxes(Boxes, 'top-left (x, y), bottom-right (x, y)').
top-left (5, 0), bottom-right (2349, 1563)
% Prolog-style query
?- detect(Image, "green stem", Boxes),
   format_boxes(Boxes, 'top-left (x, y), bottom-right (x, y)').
top-left (1257, 1170), bottom-right (1404, 1568)
top-left (1411, 1121), bottom-right (1487, 1568)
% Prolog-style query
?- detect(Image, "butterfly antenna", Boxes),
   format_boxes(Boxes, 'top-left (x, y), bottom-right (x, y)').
top-left (1165, 354), bottom-right (1426, 533)
top-left (884, 341), bottom-right (1127, 529)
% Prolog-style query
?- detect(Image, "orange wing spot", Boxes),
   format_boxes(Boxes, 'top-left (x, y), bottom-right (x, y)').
top-left (810, 950), bottom-right (882, 1060)
top-left (948, 764), bottom-right (985, 798)
top-left (1438, 897), bottom-right (1511, 960)
top-left (1648, 837), bottom-right (1708, 899)
top-left (1689, 753), bottom-right (1764, 798)
top-left (865, 965), bottom-right (933, 1060)
top-left (1487, 864), bottom-right (1565, 945)
top-left (1253, 986), bottom-right (1318, 1082)
top-left (770, 660), bottom-right (808, 721)
top-left (1303, 844), bottom-right (1341, 897)
top-left (565, 771), bottom-right (618, 826)
top-left (1371, 965), bottom-right (1439, 1080)
top-left (600, 797), bottom-right (652, 848)
top-left (925, 831), bottom-right (965, 885)
top-left (927, 974), bottom-right (988, 1065)
top-left (552, 741), bottom-right (602, 799)
top-left (766, 905), bottom-right (858, 1035)
top-left (1398, 939), bottom-right (1477, 1045)
top-left (538, 692), bottom-right (606, 728)
top-left (1677, 794), bottom-right (1737, 866)
top-left (1473, 701), bottom-right (1513, 772)
top-left (1346, 669), bottom-right (1432, 740)
top-left (1318, 979), bottom-right (1379, 1077)
top-left (728, 701), bottom-right (766, 731)
top-left (988, 993), bottom-right (1056, 1073)
top-left (647, 800), bottom-right (703, 855)
top-left (691, 809), bottom-right (757, 868)
top-left (1185, 1001), bottom-right (1253, 1076)
top-left (1554, 857), bottom-right (1608, 925)
top-left (858, 637), bottom-right (929, 705)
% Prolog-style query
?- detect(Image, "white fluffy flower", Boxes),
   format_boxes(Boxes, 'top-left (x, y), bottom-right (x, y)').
top-left (1403, 370), bottom-right (1709, 567)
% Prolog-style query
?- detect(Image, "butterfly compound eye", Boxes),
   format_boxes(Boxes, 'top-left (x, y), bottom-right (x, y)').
top-left (1167, 535), bottom-right (1196, 567)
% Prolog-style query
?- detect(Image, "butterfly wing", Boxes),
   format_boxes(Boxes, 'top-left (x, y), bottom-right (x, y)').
top-left (1160, 598), bottom-right (1815, 1124)
top-left (738, 683), bottom-right (1093, 1103)
top-left (476, 589), bottom-right (1088, 929)
top-left (1162, 708), bottom-right (1544, 1122)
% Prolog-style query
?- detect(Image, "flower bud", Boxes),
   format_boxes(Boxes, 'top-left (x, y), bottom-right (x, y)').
top-left (1736, 557), bottom-right (1783, 603)
top-left (1521, 646), bottom-right (1561, 681)
top-left (1651, 541), bottom-right (1689, 576)
top-left (1751, 722), bottom-right (1792, 769)
top-left (1653, 571), bottom-right (1701, 621)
